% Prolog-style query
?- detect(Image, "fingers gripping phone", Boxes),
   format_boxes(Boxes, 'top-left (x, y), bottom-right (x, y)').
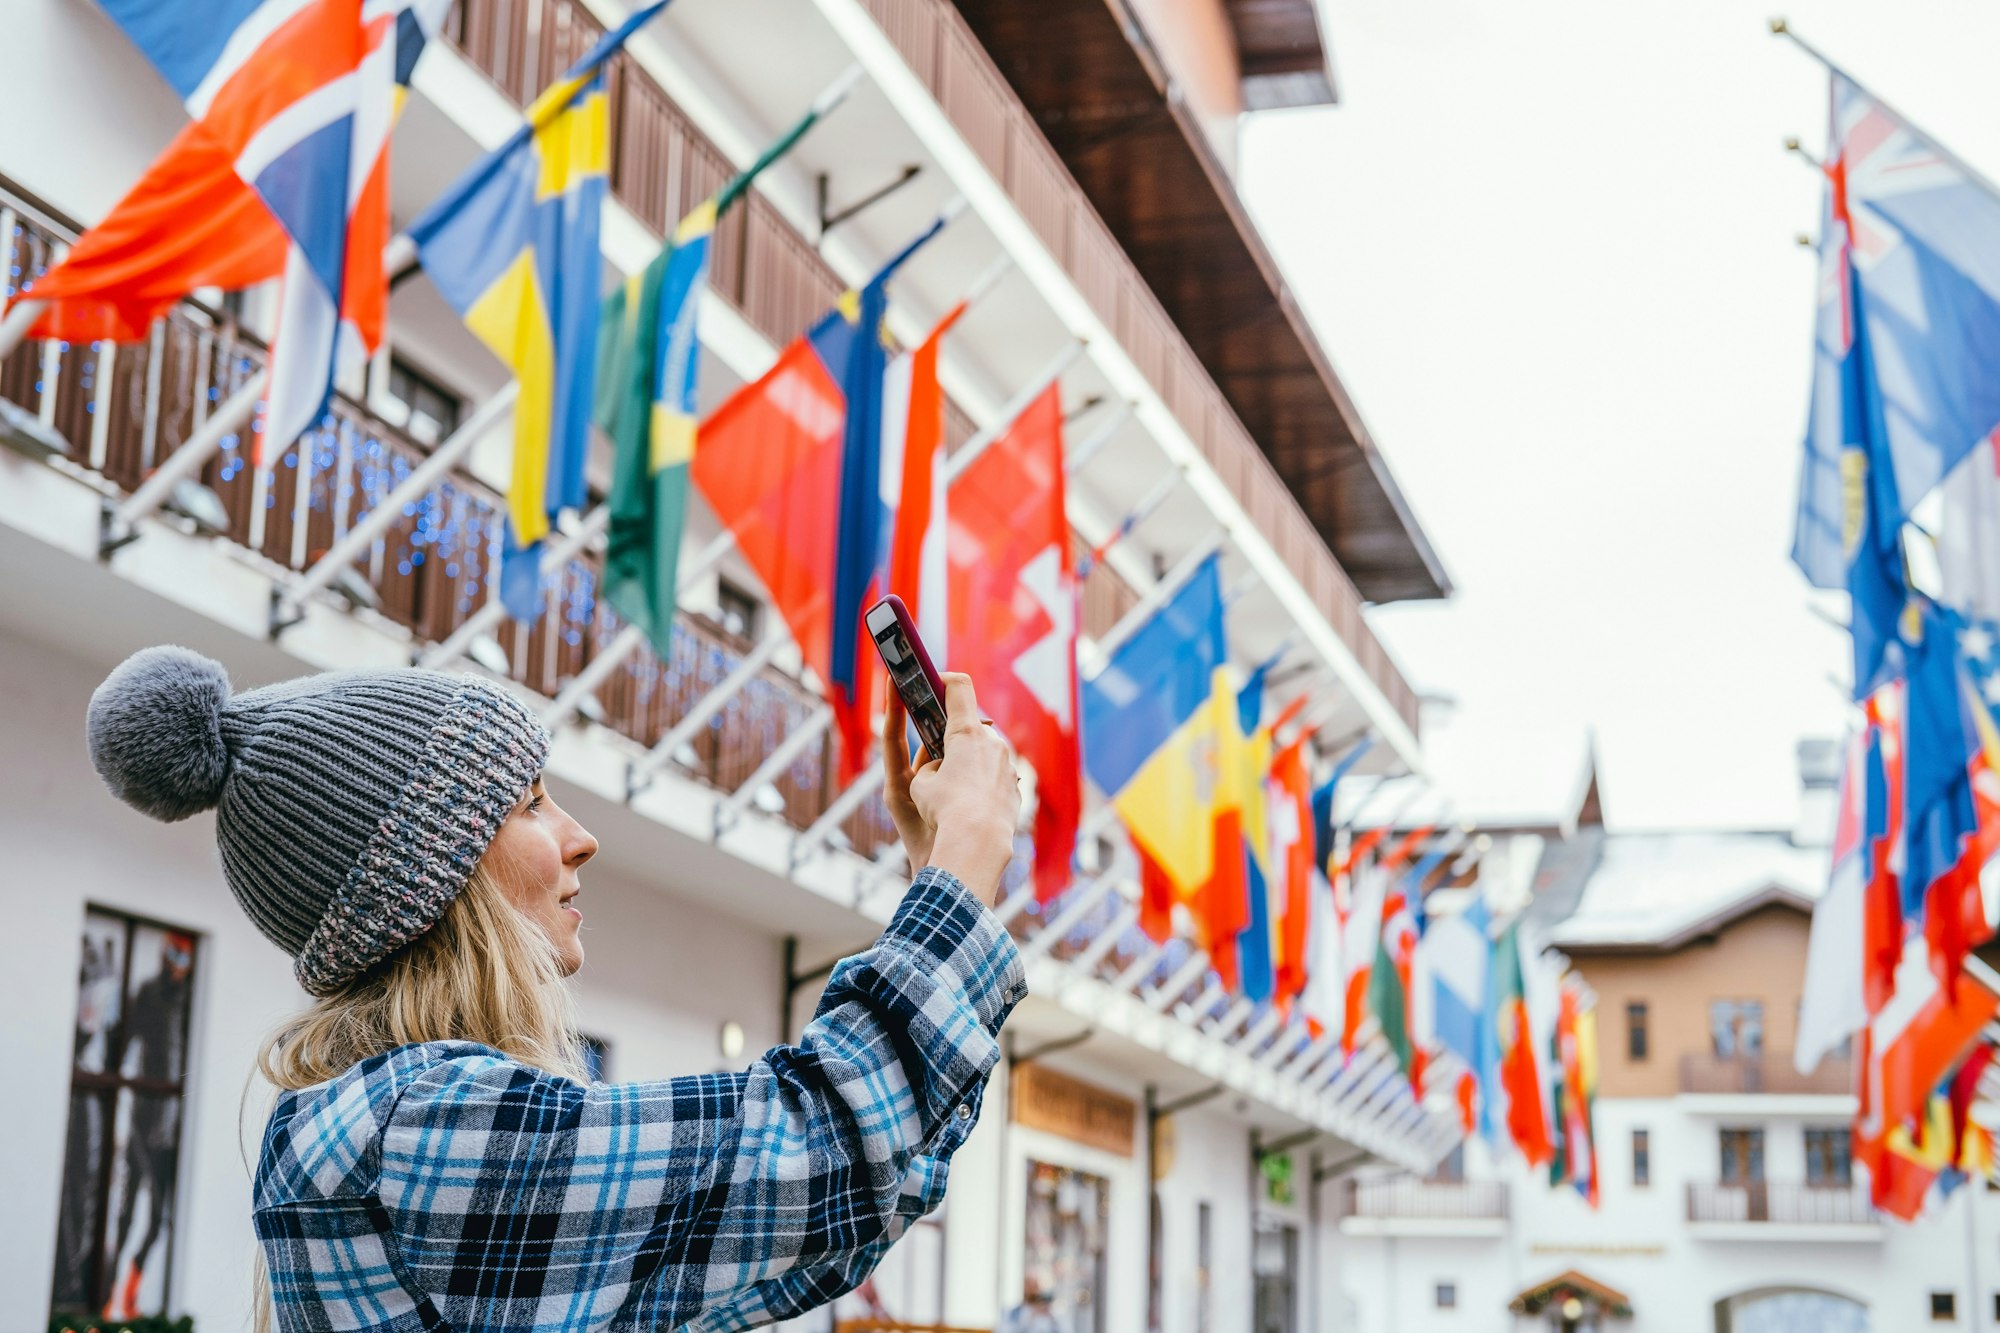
top-left (866, 595), bottom-right (949, 761)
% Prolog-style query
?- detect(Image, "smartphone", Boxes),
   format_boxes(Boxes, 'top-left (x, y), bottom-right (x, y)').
top-left (865, 594), bottom-right (950, 761)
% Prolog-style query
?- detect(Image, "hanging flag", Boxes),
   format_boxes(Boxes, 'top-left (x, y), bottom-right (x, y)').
top-left (9, 0), bottom-right (447, 457)
top-left (1793, 69), bottom-right (2000, 600)
top-left (1860, 933), bottom-right (1999, 1149)
top-left (1268, 732), bottom-right (1317, 1009)
top-left (1862, 683), bottom-right (1907, 1014)
top-left (1554, 983), bottom-right (1600, 1208)
top-left (1856, 1062), bottom-right (1958, 1221)
top-left (1370, 885), bottom-right (1421, 1089)
top-left (1428, 897), bottom-right (1491, 1132)
top-left (826, 215), bottom-right (954, 758)
top-left (1491, 921), bottom-right (1555, 1166)
top-left (1233, 669), bottom-right (1279, 1004)
top-left (885, 302), bottom-right (970, 660)
top-left (410, 4), bottom-right (669, 619)
top-left (595, 94), bottom-right (830, 654)
top-left (1797, 729), bottom-right (1872, 1073)
top-left (946, 383), bottom-right (1079, 903)
top-left (1337, 860), bottom-right (1386, 1057)
top-left (1082, 553), bottom-right (1228, 930)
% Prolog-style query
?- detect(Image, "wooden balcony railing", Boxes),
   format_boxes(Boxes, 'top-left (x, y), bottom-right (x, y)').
top-left (1336, 1177), bottom-right (1509, 1222)
top-left (0, 193), bottom-right (906, 857)
top-left (1679, 1052), bottom-right (1854, 1097)
top-left (438, 0), bottom-right (1418, 735)
top-left (1686, 1182), bottom-right (1876, 1226)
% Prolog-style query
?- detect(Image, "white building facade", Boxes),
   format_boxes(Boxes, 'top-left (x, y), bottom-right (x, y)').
top-left (1330, 832), bottom-right (2000, 1333)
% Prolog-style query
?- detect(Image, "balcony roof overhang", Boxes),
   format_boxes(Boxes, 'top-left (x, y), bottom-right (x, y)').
top-left (949, 0), bottom-right (1450, 604)
top-left (1225, 0), bottom-right (1339, 111)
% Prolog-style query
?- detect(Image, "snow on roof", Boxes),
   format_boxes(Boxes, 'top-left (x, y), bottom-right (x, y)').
top-left (1547, 831), bottom-right (1829, 949)
top-left (1334, 714), bottom-right (1595, 834)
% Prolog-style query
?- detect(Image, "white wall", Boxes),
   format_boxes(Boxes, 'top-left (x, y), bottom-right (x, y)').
top-left (1327, 1096), bottom-right (2000, 1333)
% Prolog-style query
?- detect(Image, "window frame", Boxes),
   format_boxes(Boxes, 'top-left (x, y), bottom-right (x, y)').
top-left (1631, 1127), bottom-right (1651, 1189)
top-left (1929, 1290), bottom-right (1955, 1321)
top-left (715, 576), bottom-right (764, 644)
top-left (1803, 1126), bottom-right (1854, 1188)
top-left (1719, 1126), bottom-right (1766, 1185)
top-left (1626, 1000), bottom-right (1649, 1062)
top-left (1435, 1282), bottom-right (1458, 1310)
top-left (52, 905), bottom-right (202, 1318)
top-left (379, 354), bottom-right (465, 447)
top-left (1709, 998), bottom-right (1766, 1059)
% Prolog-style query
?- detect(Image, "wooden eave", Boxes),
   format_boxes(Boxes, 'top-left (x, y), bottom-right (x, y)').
top-left (948, 0), bottom-right (1450, 603)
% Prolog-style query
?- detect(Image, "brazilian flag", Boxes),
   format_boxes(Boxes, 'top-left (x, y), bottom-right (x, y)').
top-left (595, 98), bottom-right (833, 652)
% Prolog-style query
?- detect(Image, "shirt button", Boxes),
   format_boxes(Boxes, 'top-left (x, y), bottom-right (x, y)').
top-left (955, 1104), bottom-right (973, 1121)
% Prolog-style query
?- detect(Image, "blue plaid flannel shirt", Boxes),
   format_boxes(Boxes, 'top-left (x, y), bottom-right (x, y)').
top-left (253, 867), bottom-right (1025, 1331)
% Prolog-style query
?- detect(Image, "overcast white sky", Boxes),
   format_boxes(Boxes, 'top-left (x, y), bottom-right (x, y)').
top-left (1241, 0), bottom-right (2000, 831)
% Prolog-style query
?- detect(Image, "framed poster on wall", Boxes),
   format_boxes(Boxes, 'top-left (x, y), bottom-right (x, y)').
top-left (50, 908), bottom-right (198, 1323)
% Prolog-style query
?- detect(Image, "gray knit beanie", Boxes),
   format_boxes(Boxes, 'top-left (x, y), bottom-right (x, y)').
top-left (85, 646), bottom-right (549, 995)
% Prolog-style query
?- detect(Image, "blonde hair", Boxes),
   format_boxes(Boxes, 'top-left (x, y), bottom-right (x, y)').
top-left (250, 865), bottom-right (588, 1328)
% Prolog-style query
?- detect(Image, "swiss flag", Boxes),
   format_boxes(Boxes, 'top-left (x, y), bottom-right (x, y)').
top-left (947, 385), bottom-right (1080, 902)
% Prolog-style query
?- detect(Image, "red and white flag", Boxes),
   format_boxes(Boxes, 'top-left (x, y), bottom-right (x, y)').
top-left (946, 384), bottom-right (1079, 902)
top-left (882, 302), bottom-right (966, 660)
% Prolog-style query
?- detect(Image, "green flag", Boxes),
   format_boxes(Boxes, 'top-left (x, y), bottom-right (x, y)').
top-left (1369, 927), bottom-right (1412, 1079)
top-left (595, 95), bottom-right (835, 652)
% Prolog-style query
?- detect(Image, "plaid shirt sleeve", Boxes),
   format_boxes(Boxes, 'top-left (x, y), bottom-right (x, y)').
top-left (684, 1095), bottom-right (978, 1332)
top-left (371, 866), bottom-right (1023, 1330)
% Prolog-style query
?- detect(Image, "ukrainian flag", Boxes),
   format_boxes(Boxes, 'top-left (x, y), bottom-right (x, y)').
top-left (408, 1), bottom-right (669, 620)
top-left (1083, 555), bottom-right (1253, 976)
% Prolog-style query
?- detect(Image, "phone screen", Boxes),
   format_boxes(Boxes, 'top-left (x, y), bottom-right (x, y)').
top-left (872, 618), bottom-right (948, 758)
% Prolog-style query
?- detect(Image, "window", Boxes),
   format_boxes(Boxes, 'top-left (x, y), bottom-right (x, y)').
top-left (1805, 1127), bottom-right (1853, 1187)
top-left (1632, 1129), bottom-right (1651, 1187)
top-left (383, 357), bottom-right (463, 446)
top-left (1720, 1127), bottom-right (1766, 1185)
top-left (1024, 1162), bottom-right (1110, 1333)
top-left (1429, 1143), bottom-right (1466, 1184)
top-left (1626, 1001), bottom-right (1649, 1062)
top-left (1710, 1000), bottom-right (1765, 1058)
top-left (1195, 1200), bottom-right (1213, 1333)
top-left (1436, 1283), bottom-right (1458, 1310)
top-left (52, 909), bottom-right (200, 1322)
top-left (716, 578), bottom-right (762, 642)
top-left (1930, 1291), bottom-right (1955, 1321)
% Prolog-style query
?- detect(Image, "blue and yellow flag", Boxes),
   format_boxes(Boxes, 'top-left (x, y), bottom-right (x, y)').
top-left (408, 1), bottom-right (669, 620)
top-left (1083, 556), bottom-right (1246, 969)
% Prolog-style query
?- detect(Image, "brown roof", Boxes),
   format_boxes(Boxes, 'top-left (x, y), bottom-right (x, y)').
top-left (1510, 1269), bottom-right (1635, 1318)
top-left (948, 0), bottom-right (1450, 604)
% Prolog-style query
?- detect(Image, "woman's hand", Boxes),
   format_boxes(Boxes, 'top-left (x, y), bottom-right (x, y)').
top-left (882, 691), bottom-right (934, 871)
top-left (897, 674), bottom-right (1021, 906)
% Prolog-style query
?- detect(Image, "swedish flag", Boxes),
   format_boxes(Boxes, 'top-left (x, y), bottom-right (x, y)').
top-left (408, 1), bottom-right (669, 620)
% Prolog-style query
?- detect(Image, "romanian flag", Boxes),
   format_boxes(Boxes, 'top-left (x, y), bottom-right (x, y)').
top-left (596, 98), bottom-right (828, 653)
top-left (408, 3), bottom-right (668, 620)
top-left (1081, 554), bottom-right (1235, 957)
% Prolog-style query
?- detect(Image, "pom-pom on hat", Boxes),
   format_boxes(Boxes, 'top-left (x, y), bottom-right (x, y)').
top-left (87, 646), bottom-right (549, 995)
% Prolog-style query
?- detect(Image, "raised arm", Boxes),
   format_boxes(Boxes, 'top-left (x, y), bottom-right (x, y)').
top-left (371, 867), bottom-right (1023, 1328)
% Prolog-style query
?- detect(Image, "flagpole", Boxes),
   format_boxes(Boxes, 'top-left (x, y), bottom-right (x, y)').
top-left (942, 340), bottom-right (1085, 482)
top-left (1061, 401), bottom-right (1134, 475)
top-left (1770, 19), bottom-right (2000, 204)
top-left (269, 381), bottom-right (521, 634)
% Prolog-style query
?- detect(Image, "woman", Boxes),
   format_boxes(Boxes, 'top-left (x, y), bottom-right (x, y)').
top-left (87, 645), bottom-right (1026, 1331)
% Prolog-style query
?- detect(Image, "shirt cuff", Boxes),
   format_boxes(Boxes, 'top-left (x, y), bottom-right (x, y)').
top-left (880, 866), bottom-right (1030, 1033)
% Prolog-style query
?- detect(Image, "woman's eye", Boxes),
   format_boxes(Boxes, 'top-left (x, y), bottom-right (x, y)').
top-left (527, 794), bottom-right (546, 814)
